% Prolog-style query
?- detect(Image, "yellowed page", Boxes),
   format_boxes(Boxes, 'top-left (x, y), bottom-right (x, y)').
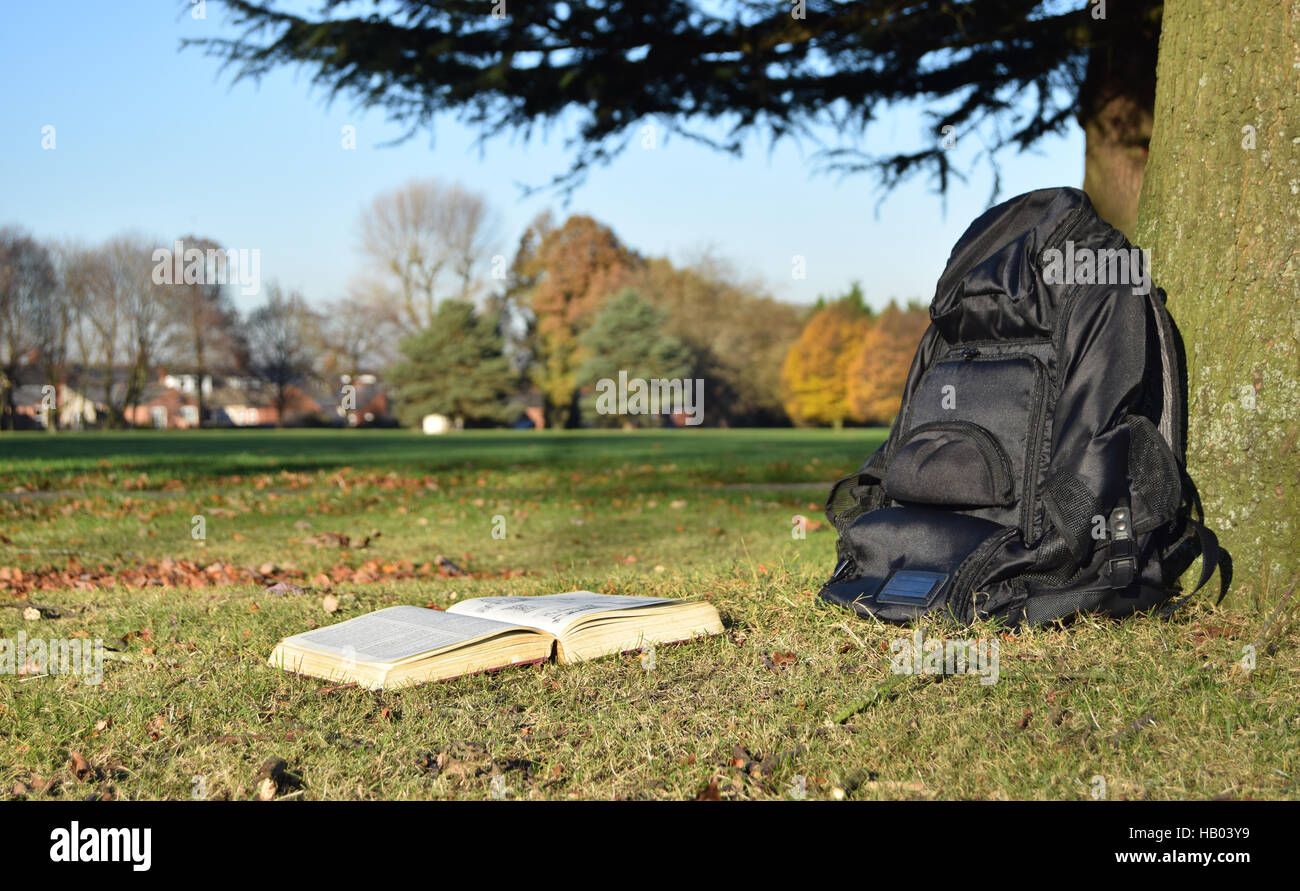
top-left (446, 591), bottom-right (675, 637)
top-left (277, 606), bottom-right (518, 665)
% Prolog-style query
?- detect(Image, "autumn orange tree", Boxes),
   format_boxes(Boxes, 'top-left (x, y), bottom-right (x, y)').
top-left (846, 301), bottom-right (930, 425)
top-left (779, 288), bottom-right (873, 428)
top-left (517, 215), bottom-right (640, 427)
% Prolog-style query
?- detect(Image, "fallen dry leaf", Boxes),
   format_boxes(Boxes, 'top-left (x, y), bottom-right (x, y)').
top-left (764, 651), bottom-right (797, 672)
top-left (434, 554), bottom-right (464, 576)
top-left (254, 757), bottom-right (302, 800)
top-left (255, 777), bottom-right (278, 801)
top-left (144, 714), bottom-right (166, 741)
top-left (695, 779), bottom-right (722, 801)
top-left (0, 552), bottom-right (523, 598)
top-left (69, 751), bottom-right (91, 781)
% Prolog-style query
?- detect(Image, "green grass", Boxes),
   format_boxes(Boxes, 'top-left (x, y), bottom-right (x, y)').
top-left (1, 429), bottom-right (1296, 801)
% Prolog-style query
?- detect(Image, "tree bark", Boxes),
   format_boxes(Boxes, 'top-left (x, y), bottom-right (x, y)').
top-left (1135, 0), bottom-right (1300, 608)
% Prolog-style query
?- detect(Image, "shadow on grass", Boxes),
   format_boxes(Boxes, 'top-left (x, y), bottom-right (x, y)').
top-left (0, 428), bottom-right (889, 485)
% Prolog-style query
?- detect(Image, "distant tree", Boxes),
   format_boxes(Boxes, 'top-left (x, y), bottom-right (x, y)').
top-left (57, 241), bottom-right (103, 423)
top-left (319, 279), bottom-right (400, 381)
top-left (576, 288), bottom-right (691, 427)
top-left (161, 235), bottom-right (243, 424)
top-left (517, 215), bottom-right (640, 427)
top-left (33, 245), bottom-right (75, 429)
top-left (359, 179), bottom-right (499, 332)
top-left (246, 283), bottom-right (320, 426)
top-left (120, 239), bottom-right (174, 426)
top-left (387, 299), bottom-right (513, 428)
top-left (80, 237), bottom-right (133, 427)
top-left (810, 281), bottom-right (870, 316)
top-left (846, 301), bottom-right (929, 425)
top-left (0, 228), bottom-right (57, 430)
top-left (627, 255), bottom-right (802, 425)
top-left (492, 211), bottom-right (553, 377)
top-left (779, 292), bottom-right (872, 428)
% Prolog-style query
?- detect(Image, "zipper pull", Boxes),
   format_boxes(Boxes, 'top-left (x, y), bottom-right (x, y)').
top-left (962, 348), bottom-right (981, 360)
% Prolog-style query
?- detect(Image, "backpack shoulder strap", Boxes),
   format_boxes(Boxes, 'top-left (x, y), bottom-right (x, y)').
top-left (1144, 288), bottom-right (1186, 458)
top-left (1159, 517), bottom-right (1232, 616)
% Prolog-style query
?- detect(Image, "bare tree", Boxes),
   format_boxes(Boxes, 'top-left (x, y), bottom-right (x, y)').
top-left (319, 278), bottom-right (399, 381)
top-left (162, 235), bottom-right (242, 425)
top-left (82, 236), bottom-right (172, 427)
top-left (32, 248), bottom-right (76, 431)
top-left (82, 240), bottom-right (126, 427)
top-left (0, 228), bottom-right (57, 431)
top-left (358, 179), bottom-right (499, 331)
top-left (247, 282), bottom-right (320, 426)
top-left (122, 239), bottom-right (173, 425)
top-left (56, 241), bottom-right (102, 420)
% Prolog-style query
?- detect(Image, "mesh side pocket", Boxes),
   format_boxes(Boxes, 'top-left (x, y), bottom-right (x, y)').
top-left (1126, 415), bottom-right (1182, 532)
top-left (825, 450), bottom-right (886, 533)
top-left (1041, 471), bottom-right (1102, 563)
top-left (1017, 528), bottom-right (1088, 590)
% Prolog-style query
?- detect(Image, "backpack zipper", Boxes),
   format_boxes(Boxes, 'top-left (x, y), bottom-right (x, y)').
top-left (1042, 203), bottom-right (1089, 256)
top-left (950, 526), bottom-right (1020, 621)
top-left (1020, 357), bottom-right (1049, 540)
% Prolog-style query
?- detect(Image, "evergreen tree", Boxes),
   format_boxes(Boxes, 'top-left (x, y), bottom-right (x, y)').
top-left (189, 1), bottom-right (1156, 206)
top-left (388, 299), bottom-right (514, 427)
top-left (576, 289), bottom-right (691, 427)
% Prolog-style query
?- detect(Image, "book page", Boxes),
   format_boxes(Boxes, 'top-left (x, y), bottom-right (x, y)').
top-left (446, 592), bottom-right (675, 637)
top-left (281, 606), bottom-right (521, 664)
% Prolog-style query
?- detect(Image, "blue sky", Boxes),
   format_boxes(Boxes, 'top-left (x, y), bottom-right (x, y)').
top-left (0, 1), bottom-right (1086, 314)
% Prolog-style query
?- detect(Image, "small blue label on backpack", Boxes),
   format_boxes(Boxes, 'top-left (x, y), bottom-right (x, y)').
top-left (877, 570), bottom-right (948, 605)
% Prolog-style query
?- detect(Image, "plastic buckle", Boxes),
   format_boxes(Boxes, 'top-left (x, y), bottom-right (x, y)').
top-left (827, 555), bottom-right (854, 586)
top-left (1107, 506), bottom-right (1136, 592)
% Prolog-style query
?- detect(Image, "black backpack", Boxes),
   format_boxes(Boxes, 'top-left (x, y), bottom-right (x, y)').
top-left (820, 188), bottom-right (1230, 627)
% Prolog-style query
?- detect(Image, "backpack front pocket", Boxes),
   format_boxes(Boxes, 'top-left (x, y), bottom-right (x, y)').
top-left (897, 352), bottom-right (1049, 534)
top-left (883, 421), bottom-right (1014, 507)
top-left (819, 506), bottom-right (1013, 622)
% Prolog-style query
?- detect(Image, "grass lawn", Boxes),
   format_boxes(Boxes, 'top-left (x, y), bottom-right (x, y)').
top-left (1, 428), bottom-right (1295, 801)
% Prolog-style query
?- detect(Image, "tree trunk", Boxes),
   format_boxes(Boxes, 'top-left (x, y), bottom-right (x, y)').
top-left (1077, 2), bottom-right (1160, 238)
top-left (277, 383), bottom-right (287, 428)
top-left (1081, 94), bottom-right (1152, 238)
top-left (195, 334), bottom-right (207, 428)
top-left (0, 372), bottom-right (13, 431)
top-left (1135, 0), bottom-right (1300, 609)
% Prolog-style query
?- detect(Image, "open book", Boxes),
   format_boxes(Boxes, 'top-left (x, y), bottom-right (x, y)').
top-left (268, 592), bottom-right (723, 690)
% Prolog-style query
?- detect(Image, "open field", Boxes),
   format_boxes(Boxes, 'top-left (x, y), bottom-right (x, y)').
top-left (1, 429), bottom-right (1296, 800)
